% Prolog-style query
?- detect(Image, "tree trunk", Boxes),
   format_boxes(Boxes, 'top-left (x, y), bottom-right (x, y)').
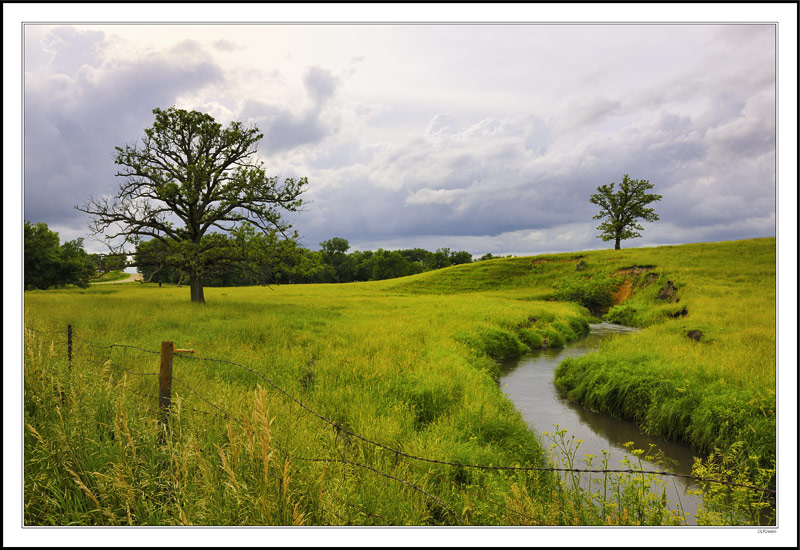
top-left (614, 237), bottom-right (621, 250)
top-left (190, 273), bottom-right (205, 304)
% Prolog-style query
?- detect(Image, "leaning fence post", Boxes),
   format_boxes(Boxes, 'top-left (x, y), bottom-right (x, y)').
top-left (67, 324), bottom-right (73, 371)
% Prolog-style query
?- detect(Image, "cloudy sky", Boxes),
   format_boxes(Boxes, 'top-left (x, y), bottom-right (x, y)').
top-left (17, 18), bottom-right (784, 258)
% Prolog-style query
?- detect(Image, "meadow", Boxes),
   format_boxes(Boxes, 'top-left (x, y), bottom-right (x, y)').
top-left (90, 270), bottom-right (129, 283)
top-left (22, 238), bottom-right (776, 526)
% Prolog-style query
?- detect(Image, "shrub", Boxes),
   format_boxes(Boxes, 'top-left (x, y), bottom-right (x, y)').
top-left (605, 304), bottom-right (638, 326)
top-left (552, 275), bottom-right (618, 312)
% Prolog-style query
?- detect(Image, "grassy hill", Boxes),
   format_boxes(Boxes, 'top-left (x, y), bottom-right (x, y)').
top-left (22, 237), bottom-right (776, 526)
top-left (393, 238), bottom-right (776, 470)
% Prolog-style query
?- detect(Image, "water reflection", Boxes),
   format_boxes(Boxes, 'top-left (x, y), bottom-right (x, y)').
top-left (499, 322), bottom-right (702, 523)
top-left (560, 395), bottom-right (696, 476)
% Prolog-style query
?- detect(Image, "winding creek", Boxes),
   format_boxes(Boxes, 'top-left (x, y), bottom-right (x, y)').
top-left (499, 322), bottom-right (704, 524)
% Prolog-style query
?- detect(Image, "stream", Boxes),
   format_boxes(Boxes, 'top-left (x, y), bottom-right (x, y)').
top-left (499, 322), bottom-right (703, 524)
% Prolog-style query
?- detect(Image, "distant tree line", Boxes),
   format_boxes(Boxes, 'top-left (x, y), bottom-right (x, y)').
top-left (24, 220), bottom-right (508, 291)
top-left (134, 229), bottom-right (504, 287)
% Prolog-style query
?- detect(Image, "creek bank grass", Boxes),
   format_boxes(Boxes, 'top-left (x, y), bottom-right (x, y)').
top-left (389, 238), bottom-right (775, 466)
top-left (550, 239), bottom-right (776, 470)
top-left (394, 237), bottom-right (777, 517)
top-left (392, 239), bottom-right (775, 477)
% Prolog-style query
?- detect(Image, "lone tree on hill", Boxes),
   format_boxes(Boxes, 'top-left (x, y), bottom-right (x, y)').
top-left (590, 175), bottom-right (662, 250)
top-left (77, 106), bottom-right (307, 304)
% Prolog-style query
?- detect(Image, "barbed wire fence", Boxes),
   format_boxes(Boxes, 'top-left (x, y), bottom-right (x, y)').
top-left (23, 324), bottom-right (776, 526)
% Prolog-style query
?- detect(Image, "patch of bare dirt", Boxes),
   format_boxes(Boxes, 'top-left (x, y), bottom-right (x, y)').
top-left (609, 265), bottom-right (658, 305)
top-left (656, 281), bottom-right (678, 302)
top-left (613, 265), bottom-right (655, 277)
top-left (611, 278), bottom-right (633, 305)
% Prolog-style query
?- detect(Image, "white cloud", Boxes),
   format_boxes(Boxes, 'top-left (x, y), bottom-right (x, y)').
top-left (426, 113), bottom-right (461, 136)
top-left (405, 187), bottom-right (465, 206)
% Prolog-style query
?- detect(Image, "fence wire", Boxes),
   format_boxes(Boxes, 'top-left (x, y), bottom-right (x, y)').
top-left (54, 335), bottom-right (463, 523)
top-left (170, 376), bottom-right (245, 426)
top-left (175, 349), bottom-right (776, 495)
top-left (24, 324), bottom-right (777, 500)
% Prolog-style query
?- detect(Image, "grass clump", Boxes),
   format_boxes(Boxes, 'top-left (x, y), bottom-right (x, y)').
top-left (453, 327), bottom-right (530, 376)
top-left (550, 321), bottom-right (578, 343)
top-left (566, 315), bottom-right (590, 336)
top-left (539, 327), bottom-right (565, 348)
top-left (517, 328), bottom-right (543, 349)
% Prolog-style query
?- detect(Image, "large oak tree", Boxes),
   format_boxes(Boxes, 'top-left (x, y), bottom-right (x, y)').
top-left (590, 175), bottom-right (662, 250)
top-left (77, 107), bottom-right (306, 303)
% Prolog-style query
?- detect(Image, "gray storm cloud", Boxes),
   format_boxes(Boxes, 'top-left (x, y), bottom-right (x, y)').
top-left (22, 24), bottom-right (776, 256)
top-left (292, 90), bottom-right (775, 250)
top-left (24, 29), bottom-right (224, 241)
top-left (241, 66), bottom-right (339, 153)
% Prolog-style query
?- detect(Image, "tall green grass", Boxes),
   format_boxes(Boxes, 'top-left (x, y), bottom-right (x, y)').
top-left (24, 279), bottom-right (594, 525)
top-left (23, 237), bottom-right (776, 525)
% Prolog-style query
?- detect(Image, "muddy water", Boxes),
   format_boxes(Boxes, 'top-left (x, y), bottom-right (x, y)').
top-left (499, 322), bottom-right (703, 524)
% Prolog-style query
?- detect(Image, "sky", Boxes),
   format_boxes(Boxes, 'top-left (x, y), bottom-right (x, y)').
top-left (16, 18), bottom-right (784, 258)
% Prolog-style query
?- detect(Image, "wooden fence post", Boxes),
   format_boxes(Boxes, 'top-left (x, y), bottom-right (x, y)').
top-left (159, 341), bottom-right (174, 428)
top-left (158, 341), bottom-right (195, 430)
top-left (67, 324), bottom-right (72, 371)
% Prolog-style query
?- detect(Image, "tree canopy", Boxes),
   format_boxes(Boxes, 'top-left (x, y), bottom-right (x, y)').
top-left (24, 221), bottom-right (96, 290)
top-left (77, 106), bottom-right (307, 303)
top-left (589, 175), bottom-right (662, 250)
top-left (319, 237), bottom-right (351, 282)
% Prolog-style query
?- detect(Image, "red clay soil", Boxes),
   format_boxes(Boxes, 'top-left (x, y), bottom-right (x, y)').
top-left (611, 278), bottom-right (634, 305)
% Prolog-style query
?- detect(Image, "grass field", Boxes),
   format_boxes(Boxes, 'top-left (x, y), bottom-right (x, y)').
top-left (90, 270), bottom-right (129, 283)
top-left (22, 237), bottom-right (776, 526)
